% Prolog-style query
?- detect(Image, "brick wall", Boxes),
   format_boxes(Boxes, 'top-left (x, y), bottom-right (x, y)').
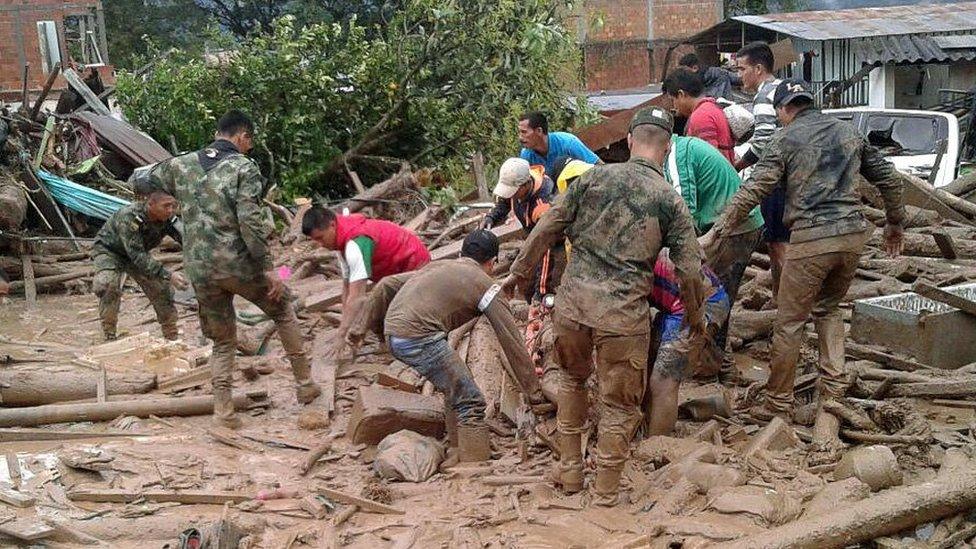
top-left (0, 0), bottom-right (103, 95)
top-left (580, 0), bottom-right (722, 91)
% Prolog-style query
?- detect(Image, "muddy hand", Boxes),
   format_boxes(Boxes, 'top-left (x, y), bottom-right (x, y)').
top-left (884, 223), bottom-right (904, 258)
top-left (170, 272), bottom-right (189, 291)
top-left (265, 270), bottom-right (285, 301)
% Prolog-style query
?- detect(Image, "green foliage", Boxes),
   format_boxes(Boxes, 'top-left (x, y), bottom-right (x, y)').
top-left (105, 0), bottom-right (210, 69)
top-left (725, 0), bottom-right (807, 16)
top-left (116, 1), bottom-right (593, 200)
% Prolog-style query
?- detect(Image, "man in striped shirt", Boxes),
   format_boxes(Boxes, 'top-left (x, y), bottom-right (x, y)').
top-left (734, 41), bottom-right (789, 301)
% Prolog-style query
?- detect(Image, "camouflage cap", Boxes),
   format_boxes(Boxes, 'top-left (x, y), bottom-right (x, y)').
top-left (629, 107), bottom-right (674, 133)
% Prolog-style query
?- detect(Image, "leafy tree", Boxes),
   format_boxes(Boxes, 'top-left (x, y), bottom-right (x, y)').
top-left (105, 0), bottom-right (210, 69)
top-left (725, 0), bottom-right (806, 15)
top-left (194, 0), bottom-right (392, 37)
top-left (116, 0), bottom-right (593, 199)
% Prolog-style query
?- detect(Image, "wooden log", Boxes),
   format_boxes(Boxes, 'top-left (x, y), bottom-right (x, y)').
top-left (347, 386), bottom-right (444, 444)
top-left (157, 366), bottom-right (210, 393)
top-left (29, 62), bottom-right (60, 121)
top-left (315, 486), bottom-right (404, 515)
top-left (299, 432), bottom-right (342, 476)
top-left (67, 488), bottom-right (250, 505)
top-left (339, 169), bottom-right (419, 214)
top-left (0, 391), bottom-right (267, 427)
top-left (902, 174), bottom-right (973, 223)
top-left (912, 281), bottom-right (976, 316)
top-left (9, 269), bottom-right (92, 293)
top-left (869, 232), bottom-right (976, 260)
top-left (21, 256), bottom-right (36, 307)
top-left (844, 341), bottom-right (934, 372)
top-left (0, 484), bottom-right (33, 508)
top-left (479, 475), bottom-right (547, 486)
top-left (0, 369), bottom-right (156, 407)
top-left (889, 378), bottom-right (976, 399)
top-left (839, 430), bottom-right (928, 445)
top-left (723, 471), bottom-right (976, 549)
top-left (0, 428), bottom-right (147, 442)
top-left (729, 309), bottom-right (776, 343)
top-left (944, 171), bottom-right (976, 198)
top-left (311, 333), bottom-right (337, 417)
top-left (333, 504), bottom-right (359, 526)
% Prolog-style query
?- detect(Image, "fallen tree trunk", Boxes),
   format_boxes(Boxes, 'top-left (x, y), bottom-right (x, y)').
top-left (944, 171), bottom-right (976, 197)
top-left (0, 391), bottom-right (267, 427)
top-left (9, 269), bottom-right (93, 292)
top-left (723, 471), bottom-right (976, 549)
top-left (0, 370), bottom-right (156, 407)
top-left (869, 232), bottom-right (976, 260)
top-left (340, 169), bottom-right (418, 214)
top-left (889, 378), bottom-right (976, 398)
top-left (729, 309), bottom-right (776, 343)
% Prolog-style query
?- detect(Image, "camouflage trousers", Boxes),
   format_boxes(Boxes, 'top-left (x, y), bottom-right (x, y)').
top-left (193, 275), bottom-right (311, 397)
top-left (765, 250), bottom-right (858, 413)
top-left (552, 311), bottom-right (649, 473)
top-left (92, 252), bottom-right (177, 340)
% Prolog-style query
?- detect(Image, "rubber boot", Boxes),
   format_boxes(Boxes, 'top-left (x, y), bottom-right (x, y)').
top-left (290, 356), bottom-right (322, 404)
top-left (592, 467), bottom-right (623, 507)
top-left (213, 388), bottom-right (242, 430)
top-left (457, 424), bottom-right (491, 462)
top-left (552, 385), bottom-right (587, 493)
top-left (161, 323), bottom-right (179, 341)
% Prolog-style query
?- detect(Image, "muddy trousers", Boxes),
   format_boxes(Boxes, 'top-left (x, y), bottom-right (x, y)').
top-left (765, 250), bottom-right (858, 413)
top-left (553, 312), bottom-right (649, 501)
top-left (707, 228), bottom-right (762, 372)
top-left (92, 259), bottom-right (177, 340)
top-left (388, 333), bottom-right (486, 425)
top-left (194, 275), bottom-right (311, 421)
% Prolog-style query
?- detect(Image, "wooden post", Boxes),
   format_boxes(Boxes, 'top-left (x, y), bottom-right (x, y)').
top-left (29, 62), bottom-right (60, 122)
top-left (62, 68), bottom-right (111, 116)
top-left (472, 152), bottom-right (490, 201)
top-left (19, 64), bottom-right (29, 111)
top-left (912, 282), bottom-right (976, 317)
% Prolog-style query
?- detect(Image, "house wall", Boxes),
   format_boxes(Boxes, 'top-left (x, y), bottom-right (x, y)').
top-left (580, 0), bottom-right (723, 91)
top-left (0, 0), bottom-right (105, 95)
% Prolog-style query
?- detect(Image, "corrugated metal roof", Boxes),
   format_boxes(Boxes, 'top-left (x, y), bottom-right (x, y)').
top-left (733, 1), bottom-right (976, 41)
top-left (933, 35), bottom-right (976, 49)
top-left (853, 34), bottom-right (976, 64)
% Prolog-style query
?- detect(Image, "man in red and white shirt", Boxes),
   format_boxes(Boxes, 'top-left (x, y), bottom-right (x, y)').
top-left (663, 68), bottom-right (736, 164)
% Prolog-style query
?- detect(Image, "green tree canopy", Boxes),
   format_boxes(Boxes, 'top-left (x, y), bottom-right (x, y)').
top-left (105, 0), bottom-right (210, 69)
top-left (116, 0), bottom-right (592, 199)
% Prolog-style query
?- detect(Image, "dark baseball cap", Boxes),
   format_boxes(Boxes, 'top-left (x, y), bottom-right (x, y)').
top-left (461, 230), bottom-right (499, 263)
top-left (629, 106), bottom-right (674, 133)
top-left (773, 79), bottom-right (815, 108)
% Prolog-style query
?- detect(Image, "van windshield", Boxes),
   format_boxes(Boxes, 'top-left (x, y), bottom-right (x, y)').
top-left (865, 114), bottom-right (944, 156)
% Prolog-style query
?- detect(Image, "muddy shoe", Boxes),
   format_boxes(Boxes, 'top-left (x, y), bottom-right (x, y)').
top-left (254, 362), bottom-right (276, 375)
top-left (745, 404), bottom-right (791, 423)
top-left (296, 381), bottom-right (322, 404)
top-left (591, 468), bottom-right (622, 507)
top-left (103, 331), bottom-right (117, 342)
top-left (214, 414), bottom-right (243, 430)
top-left (240, 366), bottom-right (260, 382)
top-left (457, 424), bottom-right (491, 462)
top-left (548, 461), bottom-right (584, 494)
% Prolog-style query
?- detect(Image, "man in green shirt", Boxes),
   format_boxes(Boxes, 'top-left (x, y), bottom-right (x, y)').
top-left (665, 135), bottom-right (763, 375)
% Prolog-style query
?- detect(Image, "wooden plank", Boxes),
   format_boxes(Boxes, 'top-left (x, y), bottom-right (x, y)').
top-left (933, 230), bottom-right (959, 260)
top-left (316, 487), bottom-right (404, 515)
top-left (302, 283), bottom-right (344, 313)
top-left (347, 170), bottom-right (367, 194)
top-left (67, 488), bottom-right (251, 505)
top-left (30, 61), bottom-right (60, 121)
top-left (375, 373), bottom-right (420, 393)
top-left (207, 427), bottom-right (265, 453)
top-left (157, 366), bottom-right (210, 393)
top-left (311, 334), bottom-right (337, 417)
top-left (95, 368), bottom-right (107, 403)
top-left (0, 428), bottom-right (148, 442)
top-left (889, 378), bottom-right (976, 399)
top-left (844, 341), bottom-right (934, 372)
top-left (21, 256), bottom-right (35, 308)
top-left (912, 282), bottom-right (976, 317)
top-left (0, 517), bottom-right (54, 541)
top-left (62, 68), bottom-right (111, 116)
top-left (3, 455), bottom-right (19, 487)
top-left (933, 399), bottom-right (976, 410)
top-left (33, 117), bottom-right (55, 171)
top-left (430, 219), bottom-right (522, 261)
top-left (239, 432), bottom-right (312, 451)
top-left (0, 484), bottom-right (34, 508)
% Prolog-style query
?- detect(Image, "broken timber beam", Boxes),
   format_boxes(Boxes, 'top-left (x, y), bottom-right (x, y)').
top-left (315, 486), bottom-right (404, 515)
top-left (0, 391), bottom-right (267, 427)
top-left (62, 68), bottom-right (111, 116)
top-left (0, 428), bottom-right (147, 442)
top-left (67, 488), bottom-right (250, 505)
top-left (888, 378), bottom-right (976, 399)
top-left (912, 281), bottom-right (976, 317)
top-left (933, 230), bottom-right (959, 260)
top-left (339, 169), bottom-right (418, 214)
top-left (0, 370), bottom-right (156, 407)
top-left (722, 471), bottom-right (976, 549)
top-left (430, 219), bottom-right (522, 261)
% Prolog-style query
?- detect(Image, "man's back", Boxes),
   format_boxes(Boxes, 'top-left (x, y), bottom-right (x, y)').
top-left (151, 142), bottom-right (272, 283)
top-left (685, 98), bottom-right (735, 163)
top-left (520, 132), bottom-right (600, 177)
top-left (770, 109), bottom-right (897, 242)
top-left (557, 157), bottom-right (698, 334)
top-left (94, 203), bottom-right (170, 258)
top-left (384, 258), bottom-right (494, 338)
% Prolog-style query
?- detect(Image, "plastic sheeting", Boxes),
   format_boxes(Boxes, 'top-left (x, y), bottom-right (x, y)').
top-left (36, 170), bottom-right (130, 221)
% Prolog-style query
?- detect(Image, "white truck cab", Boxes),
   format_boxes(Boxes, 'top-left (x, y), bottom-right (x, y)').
top-left (824, 108), bottom-right (960, 188)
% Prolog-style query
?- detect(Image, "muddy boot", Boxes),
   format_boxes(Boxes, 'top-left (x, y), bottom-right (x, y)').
top-left (296, 381), bottom-right (322, 404)
top-left (290, 355), bottom-right (322, 404)
top-left (444, 401), bottom-right (459, 449)
top-left (591, 467), bottom-right (622, 507)
top-left (553, 384), bottom-right (587, 493)
top-left (213, 389), bottom-right (242, 430)
top-left (103, 331), bottom-right (117, 342)
top-left (457, 423), bottom-right (491, 462)
top-left (161, 323), bottom-right (179, 341)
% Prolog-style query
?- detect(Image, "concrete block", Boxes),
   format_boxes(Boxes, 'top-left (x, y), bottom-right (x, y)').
top-left (347, 386), bottom-right (445, 445)
top-left (742, 417), bottom-right (800, 457)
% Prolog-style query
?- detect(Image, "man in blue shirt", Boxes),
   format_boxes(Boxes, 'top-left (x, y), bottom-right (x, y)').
top-left (518, 111), bottom-right (601, 177)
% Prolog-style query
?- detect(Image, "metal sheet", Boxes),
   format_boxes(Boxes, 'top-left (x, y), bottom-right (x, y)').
top-left (853, 34), bottom-right (976, 65)
top-left (70, 112), bottom-right (172, 168)
top-left (575, 94), bottom-right (672, 153)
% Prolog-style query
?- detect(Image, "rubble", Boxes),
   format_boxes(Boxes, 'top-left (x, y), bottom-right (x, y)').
top-left (347, 386), bottom-right (445, 445)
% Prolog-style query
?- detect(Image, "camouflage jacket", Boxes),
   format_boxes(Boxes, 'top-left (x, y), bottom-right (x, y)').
top-left (716, 108), bottom-right (906, 244)
top-left (92, 202), bottom-right (181, 280)
top-left (149, 140), bottom-right (274, 283)
top-left (509, 156), bottom-right (704, 336)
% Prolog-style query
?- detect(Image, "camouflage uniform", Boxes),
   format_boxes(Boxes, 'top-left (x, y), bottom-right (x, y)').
top-left (91, 202), bottom-right (181, 340)
top-left (149, 139), bottom-right (318, 426)
top-left (715, 108), bottom-right (905, 414)
top-left (509, 152), bottom-right (704, 505)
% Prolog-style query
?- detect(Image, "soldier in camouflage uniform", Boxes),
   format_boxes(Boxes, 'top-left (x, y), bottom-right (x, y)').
top-left (502, 107), bottom-right (707, 506)
top-left (149, 110), bottom-right (321, 429)
top-left (708, 80), bottom-right (905, 424)
top-left (91, 191), bottom-right (187, 341)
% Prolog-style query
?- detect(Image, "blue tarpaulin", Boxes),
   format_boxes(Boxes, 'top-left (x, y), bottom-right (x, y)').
top-left (36, 170), bottom-right (130, 221)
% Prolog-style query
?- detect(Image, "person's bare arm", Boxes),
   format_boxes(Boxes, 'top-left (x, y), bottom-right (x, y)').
top-left (346, 272), bottom-right (413, 344)
top-left (482, 295), bottom-right (549, 410)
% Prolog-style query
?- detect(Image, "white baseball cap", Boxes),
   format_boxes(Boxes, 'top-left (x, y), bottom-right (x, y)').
top-left (493, 158), bottom-right (532, 199)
